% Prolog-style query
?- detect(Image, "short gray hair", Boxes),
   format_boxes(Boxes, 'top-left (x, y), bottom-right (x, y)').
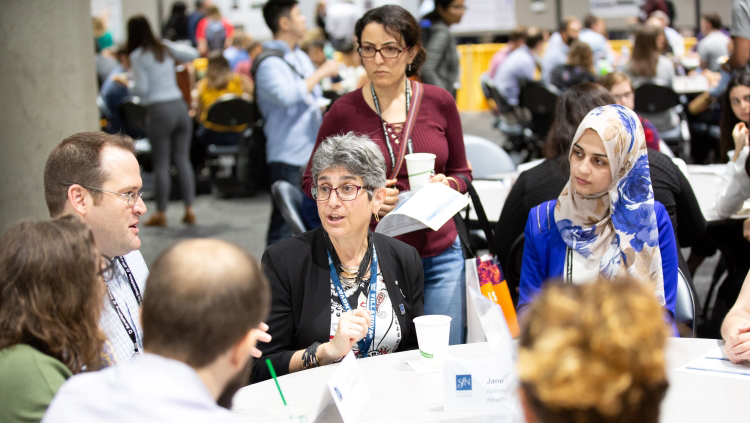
top-left (311, 132), bottom-right (387, 199)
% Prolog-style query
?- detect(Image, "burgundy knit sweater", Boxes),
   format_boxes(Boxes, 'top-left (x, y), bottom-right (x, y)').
top-left (302, 82), bottom-right (472, 258)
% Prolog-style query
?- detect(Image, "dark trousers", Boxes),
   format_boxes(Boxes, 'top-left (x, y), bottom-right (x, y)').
top-left (267, 162), bottom-right (302, 246)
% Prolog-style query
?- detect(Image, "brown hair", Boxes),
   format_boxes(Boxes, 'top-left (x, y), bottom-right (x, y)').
top-left (566, 41), bottom-right (595, 74)
top-left (598, 70), bottom-right (632, 91)
top-left (544, 82), bottom-right (615, 160)
top-left (355, 5), bottom-right (427, 78)
top-left (629, 25), bottom-right (663, 78)
top-left (142, 239), bottom-right (270, 368)
top-left (702, 13), bottom-right (722, 31)
top-left (44, 132), bottom-right (136, 217)
top-left (519, 278), bottom-right (669, 423)
top-left (0, 216), bottom-right (105, 374)
top-left (509, 25), bottom-right (527, 42)
top-left (127, 15), bottom-right (168, 62)
top-left (206, 51), bottom-right (232, 90)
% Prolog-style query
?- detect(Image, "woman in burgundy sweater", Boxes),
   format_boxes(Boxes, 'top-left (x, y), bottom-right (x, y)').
top-left (302, 5), bottom-right (472, 344)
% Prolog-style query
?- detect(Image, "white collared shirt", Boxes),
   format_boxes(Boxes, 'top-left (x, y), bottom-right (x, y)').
top-left (42, 354), bottom-right (241, 423)
top-left (99, 250), bottom-right (149, 364)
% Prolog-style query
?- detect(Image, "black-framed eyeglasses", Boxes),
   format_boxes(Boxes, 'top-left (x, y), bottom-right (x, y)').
top-left (62, 181), bottom-right (144, 207)
top-left (358, 45), bottom-right (410, 59)
top-left (312, 184), bottom-right (373, 201)
top-left (100, 255), bottom-right (116, 281)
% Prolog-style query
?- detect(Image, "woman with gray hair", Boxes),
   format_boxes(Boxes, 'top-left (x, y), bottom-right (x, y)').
top-left (252, 133), bottom-right (425, 383)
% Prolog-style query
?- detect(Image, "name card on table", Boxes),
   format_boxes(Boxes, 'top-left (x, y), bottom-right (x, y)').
top-left (443, 288), bottom-right (523, 416)
top-left (326, 352), bottom-right (371, 423)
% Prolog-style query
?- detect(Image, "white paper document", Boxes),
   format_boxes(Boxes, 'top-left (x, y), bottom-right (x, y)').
top-left (675, 347), bottom-right (750, 381)
top-left (375, 182), bottom-right (470, 237)
top-left (326, 352), bottom-right (371, 423)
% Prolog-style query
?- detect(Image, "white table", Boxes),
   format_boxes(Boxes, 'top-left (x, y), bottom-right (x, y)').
top-left (232, 338), bottom-right (749, 422)
top-left (686, 164), bottom-right (750, 222)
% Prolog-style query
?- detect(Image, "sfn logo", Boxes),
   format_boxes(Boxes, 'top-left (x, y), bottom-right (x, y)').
top-left (456, 374), bottom-right (472, 391)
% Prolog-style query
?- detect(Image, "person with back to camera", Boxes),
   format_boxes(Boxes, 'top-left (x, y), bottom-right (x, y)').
top-left (42, 238), bottom-right (271, 422)
top-left (518, 278), bottom-right (670, 423)
top-left (254, 133), bottom-right (424, 383)
top-left (301, 5), bottom-right (472, 345)
top-left (518, 105), bottom-right (679, 330)
top-left (549, 41), bottom-right (597, 91)
top-left (126, 15), bottom-right (200, 227)
top-left (495, 86), bottom-right (704, 301)
top-left (0, 217), bottom-right (107, 423)
top-left (420, 0), bottom-right (466, 98)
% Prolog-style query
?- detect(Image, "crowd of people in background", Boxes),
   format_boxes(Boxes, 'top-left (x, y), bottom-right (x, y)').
top-left (7, 1), bottom-right (750, 422)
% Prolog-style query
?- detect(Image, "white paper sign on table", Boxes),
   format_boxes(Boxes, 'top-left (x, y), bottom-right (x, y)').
top-left (675, 347), bottom-right (750, 381)
top-left (326, 352), bottom-right (371, 423)
top-left (375, 182), bottom-right (470, 237)
top-left (443, 288), bottom-right (522, 417)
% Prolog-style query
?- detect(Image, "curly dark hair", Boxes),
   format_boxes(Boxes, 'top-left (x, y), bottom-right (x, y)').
top-left (354, 5), bottom-right (426, 78)
top-left (0, 216), bottom-right (105, 374)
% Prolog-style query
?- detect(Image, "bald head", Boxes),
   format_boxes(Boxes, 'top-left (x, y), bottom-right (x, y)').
top-left (142, 239), bottom-right (270, 368)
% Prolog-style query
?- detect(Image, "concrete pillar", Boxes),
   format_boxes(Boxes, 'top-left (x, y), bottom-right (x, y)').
top-left (0, 0), bottom-right (99, 233)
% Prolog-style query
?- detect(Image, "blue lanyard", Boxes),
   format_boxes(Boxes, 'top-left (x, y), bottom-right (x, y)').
top-left (326, 247), bottom-right (378, 356)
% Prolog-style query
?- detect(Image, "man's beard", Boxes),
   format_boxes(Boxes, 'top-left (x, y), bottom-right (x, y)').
top-left (216, 356), bottom-right (254, 409)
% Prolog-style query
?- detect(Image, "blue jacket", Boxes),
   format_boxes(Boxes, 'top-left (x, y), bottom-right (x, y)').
top-left (519, 199), bottom-right (678, 323)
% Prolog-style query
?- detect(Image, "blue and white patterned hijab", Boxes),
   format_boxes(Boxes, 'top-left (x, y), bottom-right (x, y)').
top-left (554, 105), bottom-right (664, 305)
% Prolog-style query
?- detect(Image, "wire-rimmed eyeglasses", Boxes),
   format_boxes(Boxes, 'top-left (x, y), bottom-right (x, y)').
top-left (62, 181), bottom-right (144, 207)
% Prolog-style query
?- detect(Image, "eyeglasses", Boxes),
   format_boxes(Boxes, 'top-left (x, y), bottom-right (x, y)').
top-left (358, 45), bottom-right (410, 59)
top-left (613, 91), bottom-right (633, 102)
top-left (448, 4), bottom-right (467, 11)
top-left (312, 184), bottom-right (373, 201)
top-left (62, 182), bottom-right (144, 207)
top-left (100, 255), bottom-right (116, 281)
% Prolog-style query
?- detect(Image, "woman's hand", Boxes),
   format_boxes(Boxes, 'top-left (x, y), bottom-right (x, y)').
top-left (318, 309), bottom-right (371, 364)
top-left (378, 179), bottom-right (400, 217)
top-left (430, 173), bottom-right (451, 188)
top-left (732, 122), bottom-right (748, 162)
top-left (724, 321), bottom-right (750, 363)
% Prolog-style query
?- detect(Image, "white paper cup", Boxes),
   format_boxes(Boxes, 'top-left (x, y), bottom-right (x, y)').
top-left (265, 400), bottom-right (312, 423)
top-left (413, 315), bottom-right (451, 367)
top-left (405, 153), bottom-right (436, 192)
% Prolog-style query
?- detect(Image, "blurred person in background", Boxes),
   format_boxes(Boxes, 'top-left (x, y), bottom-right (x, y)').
top-left (223, 32), bottom-right (252, 70)
top-left (578, 14), bottom-right (615, 73)
top-left (493, 27), bottom-right (545, 106)
top-left (698, 12), bottom-right (730, 72)
top-left (622, 24), bottom-right (678, 134)
top-left (188, 0), bottom-right (211, 46)
top-left (421, 0), bottom-right (465, 98)
top-left (163, 1), bottom-right (190, 41)
top-left (196, 52), bottom-right (253, 147)
top-left (0, 217), bottom-right (106, 423)
top-left (549, 41), bottom-right (596, 91)
top-left (542, 16), bottom-right (581, 83)
top-left (234, 40), bottom-right (264, 80)
top-left (99, 45), bottom-right (132, 136)
top-left (126, 16), bottom-right (200, 226)
top-left (647, 10), bottom-right (685, 58)
top-left (196, 5), bottom-right (235, 55)
top-left (94, 16), bottom-right (114, 51)
top-left (518, 278), bottom-right (670, 423)
top-left (325, 0), bottom-right (362, 51)
top-left (599, 71), bottom-right (662, 151)
top-left (488, 25), bottom-right (526, 80)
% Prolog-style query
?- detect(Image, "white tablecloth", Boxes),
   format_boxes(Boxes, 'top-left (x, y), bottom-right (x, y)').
top-left (233, 338), bottom-right (749, 422)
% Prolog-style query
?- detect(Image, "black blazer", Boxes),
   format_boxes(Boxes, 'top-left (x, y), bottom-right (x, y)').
top-left (251, 226), bottom-right (425, 383)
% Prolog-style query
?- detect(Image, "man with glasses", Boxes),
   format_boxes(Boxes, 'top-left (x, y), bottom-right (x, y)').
top-left (257, 0), bottom-right (340, 246)
top-left (599, 71), bottom-right (662, 151)
top-left (44, 132), bottom-right (149, 364)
